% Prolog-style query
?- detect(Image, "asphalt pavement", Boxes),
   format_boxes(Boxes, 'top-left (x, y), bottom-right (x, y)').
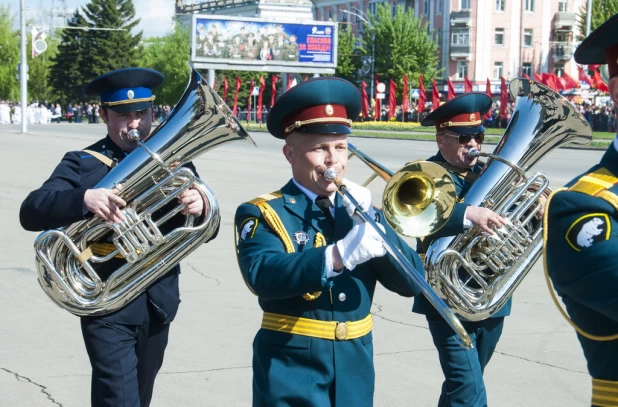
top-left (0, 122), bottom-right (604, 406)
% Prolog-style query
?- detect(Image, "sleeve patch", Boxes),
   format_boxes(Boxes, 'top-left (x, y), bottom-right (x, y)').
top-left (565, 213), bottom-right (611, 251)
top-left (239, 217), bottom-right (259, 241)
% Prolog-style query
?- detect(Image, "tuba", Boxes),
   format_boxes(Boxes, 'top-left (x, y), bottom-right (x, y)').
top-left (34, 68), bottom-right (253, 316)
top-left (424, 78), bottom-right (592, 321)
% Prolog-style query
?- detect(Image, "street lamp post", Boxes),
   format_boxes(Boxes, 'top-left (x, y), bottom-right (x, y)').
top-left (342, 9), bottom-right (375, 102)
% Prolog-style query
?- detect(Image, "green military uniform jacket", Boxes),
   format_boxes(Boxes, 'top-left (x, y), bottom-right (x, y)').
top-left (235, 179), bottom-right (423, 406)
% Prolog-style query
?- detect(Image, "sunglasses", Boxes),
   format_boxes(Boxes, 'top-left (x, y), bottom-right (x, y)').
top-left (443, 132), bottom-right (485, 145)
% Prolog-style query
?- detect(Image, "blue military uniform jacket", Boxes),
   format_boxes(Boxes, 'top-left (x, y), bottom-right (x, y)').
top-left (545, 142), bottom-right (618, 384)
top-left (412, 151), bottom-right (512, 319)
top-left (235, 179), bottom-right (423, 406)
top-left (20, 136), bottom-right (204, 325)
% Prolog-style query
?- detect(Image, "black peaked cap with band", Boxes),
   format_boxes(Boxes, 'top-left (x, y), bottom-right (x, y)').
top-left (574, 14), bottom-right (618, 80)
top-left (267, 77), bottom-right (361, 139)
top-left (83, 68), bottom-right (165, 113)
top-left (421, 92), bottom-right (492, 135)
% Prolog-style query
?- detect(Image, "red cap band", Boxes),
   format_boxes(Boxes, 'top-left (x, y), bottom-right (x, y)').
top-left (435, 111), bottom-right (482, 130)
top-left (283, 104), bottom-right (350, 136)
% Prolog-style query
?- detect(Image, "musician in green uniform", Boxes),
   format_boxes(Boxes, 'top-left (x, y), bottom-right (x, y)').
top-left (544, 14), bottom-right (618, 407)
top-left (412, 93), bottom-right (509, 407)
top-left (234, 77), bottom-right (424, 406)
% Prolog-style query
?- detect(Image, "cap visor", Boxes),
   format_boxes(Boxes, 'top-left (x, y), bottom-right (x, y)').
top-left (293, 123), bottom-right (352, 136)
top-left (449, 125), bottom-right (485, 135)
top-left (107, 101), bottom-right (153, 113)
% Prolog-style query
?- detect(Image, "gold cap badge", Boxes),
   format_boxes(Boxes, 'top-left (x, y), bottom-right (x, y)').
top-left (127, 90), bottom-right (135, 100)
top-left (324, 104), bottom-right (334, 116)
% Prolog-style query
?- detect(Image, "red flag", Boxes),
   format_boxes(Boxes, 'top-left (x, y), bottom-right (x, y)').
top-left (402, 74), bottom-right (409, 114)
top-left (563, 71), bottom-right (580, 89)
top-left (547, 74), bottom-right (558, 92)
top-left (553, 73), bottom-right (566, 91)
top-left (223, 77), bottom-right (229, 102)
top-left (447, 78), bottom-right (455, 100)
top-left (432, 79), bottom-right (440, 109)
top-left (418, 74), bottom-right (426, 116)
top-left (270, 75), bottom-right (278, 107)
top-left (485, 78), bottom-right (492, 120)
top-left (578, 66), bottom-right (593, 87)
top-left (257, 75), bottom-right (265, 121)
top-left (361, 81), bottom-right (369, 119)
top-left (521, 73), bottom-right (530, 79)
top-left (500, 77), bottom-right (508, 119)
top-left (464, 77), bottom-right (473, 93)
top-left (232, 77), bottom-right (241, 116)
top-left (593, 69), bottom-right (609, 93)
top-left (589, 64), bottom-right (600, 72)
top-left (534, 73), bottom-right (543, 83)
top-left (388, 79), bottom-right (397, 120)
top-left (375, 75), bottom-right (380, 119)
top-left (247, 79), bottom-right (254, 121)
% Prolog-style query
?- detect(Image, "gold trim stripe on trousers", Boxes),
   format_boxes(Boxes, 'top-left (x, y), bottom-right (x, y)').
top-left (593, 378), bottom-right (618, 407)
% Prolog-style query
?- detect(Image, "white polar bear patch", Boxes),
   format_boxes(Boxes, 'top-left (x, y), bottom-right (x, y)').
top-left (566, 213), bottom-right (611, 251)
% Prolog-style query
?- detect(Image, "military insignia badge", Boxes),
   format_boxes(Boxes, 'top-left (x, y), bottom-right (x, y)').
top-left (239, 217), bottom-right (259, 241)
top-left (565, 213), bottom-right (611, 251)
top-left (127, 89), bottom-right (135, 99)
top-left (293, 231), bottom-right (310, 245)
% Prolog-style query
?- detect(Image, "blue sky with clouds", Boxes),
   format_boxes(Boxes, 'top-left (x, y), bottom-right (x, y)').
top-left (2, 0), bottom-right (175, 38)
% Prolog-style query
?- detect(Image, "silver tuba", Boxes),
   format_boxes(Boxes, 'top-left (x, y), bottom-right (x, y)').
top-left (424, 78), bottom-right (592, 321)
top-left (34, 68), bottom-right (253, 316)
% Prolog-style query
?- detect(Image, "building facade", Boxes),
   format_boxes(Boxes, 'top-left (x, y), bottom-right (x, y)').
top-left (311, 0), bottom-right (583, 92)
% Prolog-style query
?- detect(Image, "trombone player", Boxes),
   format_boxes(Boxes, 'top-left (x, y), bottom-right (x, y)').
top-left (234, 77), bottom-right (424, 406)
top-left (412, 93), bottom-right (509, 407)
top-left (544, 14), bottom-right (618, 407)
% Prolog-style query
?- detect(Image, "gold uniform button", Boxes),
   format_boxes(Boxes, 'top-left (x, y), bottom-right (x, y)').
top-left (335, 322), bottom-right (348, 340)
top-left (338, 292), bottom-right (346, 302)
top-left (289, 197), bottom-right (296, 203)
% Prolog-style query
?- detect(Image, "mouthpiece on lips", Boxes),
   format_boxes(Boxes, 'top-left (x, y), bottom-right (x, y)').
top-left (324, 168), bottom-right (338, 182)
top-left (127, 129), bottom-right (141, 142)
top-left (468, 148), bottom-right (481, 158)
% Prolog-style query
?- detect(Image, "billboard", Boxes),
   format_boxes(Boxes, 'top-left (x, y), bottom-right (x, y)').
top-left (190, 15), bottom-right (338, 74)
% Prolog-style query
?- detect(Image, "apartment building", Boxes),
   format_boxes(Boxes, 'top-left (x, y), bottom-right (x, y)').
top-left (311, 0), bottom-right (584, 92)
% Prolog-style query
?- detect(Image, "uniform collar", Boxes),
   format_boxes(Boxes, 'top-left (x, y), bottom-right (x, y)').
top-left (291, 178), bottom-right (336, 206)
top-left (600, 136), bottom-right (618, 176)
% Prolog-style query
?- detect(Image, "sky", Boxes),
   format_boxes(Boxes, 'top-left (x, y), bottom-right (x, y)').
top-left (2, 0), bottom-right (176, 38)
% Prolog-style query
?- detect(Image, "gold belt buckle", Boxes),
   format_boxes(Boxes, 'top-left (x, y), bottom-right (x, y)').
top-left (335, 322), bottom-right (348, 340)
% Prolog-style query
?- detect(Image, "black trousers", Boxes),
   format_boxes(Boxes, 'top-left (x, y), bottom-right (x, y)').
top-left (81, 315), bottom-right (170, 407)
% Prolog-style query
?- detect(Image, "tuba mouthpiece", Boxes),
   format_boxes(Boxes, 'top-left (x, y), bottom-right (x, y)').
top-left (127, 129), bottom-right (141, 142)
top-left (324, 168), bottom-right (338, 182)
top-left (468, 148), bottom-right (481, 158)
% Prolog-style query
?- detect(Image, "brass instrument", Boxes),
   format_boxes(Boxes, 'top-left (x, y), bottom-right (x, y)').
top-left (324, 167), bottom-right (473, 349)
top-left (424, 78), bottom-right (592, 321)
top-left (34, 68), bottom-right (254, 316)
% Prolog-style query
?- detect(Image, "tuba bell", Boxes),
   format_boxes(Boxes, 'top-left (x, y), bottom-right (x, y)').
top-left (424, 78), bottom-right (592, 321)
top-left (34, 68), bottom-right (253, 316)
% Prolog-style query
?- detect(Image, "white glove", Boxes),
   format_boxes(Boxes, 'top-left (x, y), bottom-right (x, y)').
top-left (340, 178), bottom-right (376, 224)
top-left (336, 223), bottom-right (386, 270)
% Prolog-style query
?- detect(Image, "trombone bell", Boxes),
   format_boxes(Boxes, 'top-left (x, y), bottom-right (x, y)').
top-left (383, 161), bottom-right (457, 238)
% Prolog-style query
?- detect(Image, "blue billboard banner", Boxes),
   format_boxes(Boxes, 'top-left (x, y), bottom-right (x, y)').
top-left (190, 15), bottom-right (338, 74)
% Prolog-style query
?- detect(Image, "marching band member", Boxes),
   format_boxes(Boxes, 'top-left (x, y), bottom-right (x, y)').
top-left (234, 77), bottom-right (423, 406)
top-left (20, 68), bottom-right (210, 407)
top-left (412, 93), bottom-right (509, 407)
top-left (544, 14), bottom-right (618, 407)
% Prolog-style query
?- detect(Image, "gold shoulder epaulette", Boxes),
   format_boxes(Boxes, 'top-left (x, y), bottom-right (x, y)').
top-left (569, 167), bottom-right (618, 211)
top-left (247, 190), bottom-right (283, 205)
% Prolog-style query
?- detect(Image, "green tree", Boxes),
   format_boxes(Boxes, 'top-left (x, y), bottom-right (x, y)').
top-left (0, 5), bottom-right (20, 100)
top-left (140, 21), bottom-right (190, 105)
top-left (335, 25), bottom-right (364, 83)
top-left (577, 0), bottom-right (618, 41)
top-left (49, 0), bottom-right (143, 103)
top-left (367, 4), bottom-right (439, 101)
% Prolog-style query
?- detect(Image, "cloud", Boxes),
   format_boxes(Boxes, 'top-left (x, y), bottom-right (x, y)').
top-left (133, 0), bottom-right (175, 38)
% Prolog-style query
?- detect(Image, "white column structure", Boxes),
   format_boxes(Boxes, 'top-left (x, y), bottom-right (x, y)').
top-left (474, 0), bottom-right (491, 83)
top-left (570, 0), bottom-right (584, 77)
top-left (440, 1), bottom-right (450, 81)
top-left (414, 0), bottom-right (419, 18)
top-left (509, 0), bottom-right (522, 79)
top-left (539, 0), bottom-right (551, 73)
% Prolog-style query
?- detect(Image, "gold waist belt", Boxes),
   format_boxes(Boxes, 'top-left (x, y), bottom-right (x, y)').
top-left (261, 312), bottom-right (372, 341)
top-left (593, 378), bottom-right (618, 407)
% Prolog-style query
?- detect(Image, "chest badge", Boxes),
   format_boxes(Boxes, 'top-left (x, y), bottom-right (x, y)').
top-left (293, 231), bottom-right (310, 245)
top-left (566, 213), bottom-right (611, 251)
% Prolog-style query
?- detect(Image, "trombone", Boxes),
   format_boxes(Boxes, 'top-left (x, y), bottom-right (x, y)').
top-left (327, 144), bottom-right (472, 348)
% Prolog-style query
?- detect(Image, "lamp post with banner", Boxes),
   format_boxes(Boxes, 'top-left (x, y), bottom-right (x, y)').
top-left (342, 8), bottom-right (375, 102)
